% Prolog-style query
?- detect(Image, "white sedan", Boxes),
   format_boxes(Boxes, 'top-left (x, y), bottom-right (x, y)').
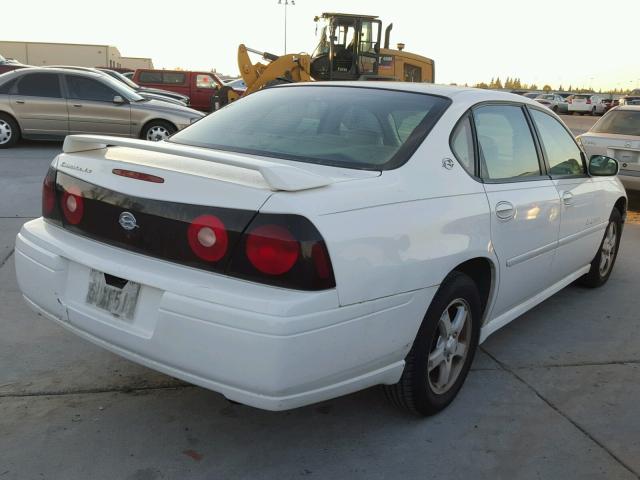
top-left (578, 105), bottom-right (640, 191)
top-left (15, 83), bottom-right (626, 415)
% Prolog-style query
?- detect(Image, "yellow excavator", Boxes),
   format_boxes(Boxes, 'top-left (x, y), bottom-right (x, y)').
top-left (213, 13), bottom-right (435, 109)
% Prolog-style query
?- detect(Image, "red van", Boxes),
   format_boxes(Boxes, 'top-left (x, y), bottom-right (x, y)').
top-left (132, 69), bottom-right (225, 112)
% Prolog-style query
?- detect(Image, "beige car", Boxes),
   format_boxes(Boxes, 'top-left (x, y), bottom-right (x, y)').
top-left (0, 67), bottom-right (204, 148)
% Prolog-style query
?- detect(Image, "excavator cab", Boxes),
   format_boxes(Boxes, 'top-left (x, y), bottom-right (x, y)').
top-left (311, 13), bottom-right (382, 81)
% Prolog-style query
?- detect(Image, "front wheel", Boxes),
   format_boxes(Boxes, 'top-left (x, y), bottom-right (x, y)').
top-left (141, 120), bottom-right (176, 142)
top-left (0, 113), bottom-right (20, 149)
top-left (384, 272), bottom-right (481, 416)
top-left (579, 209), bottom-right (622, 288)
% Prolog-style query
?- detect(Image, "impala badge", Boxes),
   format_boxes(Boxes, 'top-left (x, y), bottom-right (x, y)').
top-left (442, 158), bottom-right (455, 170)
top-left (119, 211), bottom-right (139, 231)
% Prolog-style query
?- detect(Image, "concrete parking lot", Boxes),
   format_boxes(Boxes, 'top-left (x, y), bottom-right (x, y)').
top-left (2, 115), bottom-right (639, 479)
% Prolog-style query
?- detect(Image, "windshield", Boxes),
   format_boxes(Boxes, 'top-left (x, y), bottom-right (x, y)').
top-left (109, 70), bottom-right (140, 90)
top-left (99, 75), bottom-right (144, 102)
top-left (591, 110), bottom-right (640, 136)
top-left (170, 86), bottom-right (450, 170)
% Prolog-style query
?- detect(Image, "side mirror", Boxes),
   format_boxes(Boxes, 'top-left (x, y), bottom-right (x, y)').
top-left (113, 95), bottom-right (125, 104)
top-left (588, 155), bottom-right (619, 176)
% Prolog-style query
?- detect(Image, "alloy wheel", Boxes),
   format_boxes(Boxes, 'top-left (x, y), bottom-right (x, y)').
top-left (599, 221), bottom-right (617, 277)
top-left (146, 125), bottom-right (170, 142)
top-left (0, 119), bottom-right (12, 145)
top-left (427, 298), bottom-right (472, 394)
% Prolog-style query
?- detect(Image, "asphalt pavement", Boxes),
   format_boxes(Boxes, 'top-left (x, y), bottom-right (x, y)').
top-left (1, 117), bottom-right (639, 479)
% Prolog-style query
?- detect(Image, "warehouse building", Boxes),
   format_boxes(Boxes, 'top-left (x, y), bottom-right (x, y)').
top-left (0, 41), bottom-right (153, 70)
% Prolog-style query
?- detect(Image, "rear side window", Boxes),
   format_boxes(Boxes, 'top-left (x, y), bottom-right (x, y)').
top-left (170, 86), bottom-right (451, 170)
top-left (474, 105), bottom-right (541, 180)
top-left (450, 115), bottom-right (475, 173)
top-left (0, 78), bottom-right (17, 94)
top-left (139, 71), bottom-right (162, 83)
top-left (16, 73), bottom-right (61, 98)
top-left (530, 109), bottom-right (585, 176)
top-left (163, 72), bottom-right (186, 84)
top-left (66, 76), bottom-right (117, 102)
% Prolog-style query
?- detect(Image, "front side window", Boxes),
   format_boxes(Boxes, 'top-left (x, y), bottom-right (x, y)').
top-left (474, 105), bottom-right (541, 180)
top-left (196, 74), bottom-right (216, 89)
top-left (450, 115), bottom-right (475, 173)
top-left (530, 109), bottom-right (585, 176)
top-left (591, 110), bottom-right (640, 136)
top-left (66, 76), bottom-right (117, 102)
top-left (170, 86), bottom-right (450, 170)
top-left (16, 73), bottom-right (61, 98)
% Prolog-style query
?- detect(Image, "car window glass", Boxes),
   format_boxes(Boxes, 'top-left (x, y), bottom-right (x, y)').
top-left (474, 105), bottom-right (541, 180)
top-left (591, 110), bottom-right (640, 136)
top-left (530, 109), bottom-right (585, 176)
top-left (163, 72), bottom-right (185, 84)
top-left (391, 111), bottom-right (426, 142)
top-left (66, 76), bottom-right (117, 102)
top-left (450, 115), bottom-right (475, 173)
top-left (16, 73), bottom-right (61, 98)
top-left (139, 71), bottom-right (162, 83)
top-left (196, 74), bottom-right (216, 89)
top-left (0, 78), bottom-right (17, 94)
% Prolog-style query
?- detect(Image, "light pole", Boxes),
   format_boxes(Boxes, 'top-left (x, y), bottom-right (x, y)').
top-left (278, 0), bottom-right (295, 54)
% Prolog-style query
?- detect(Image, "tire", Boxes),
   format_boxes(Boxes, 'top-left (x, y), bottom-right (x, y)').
top-left (0, 113), bottom-right (20, 149)
top-left (552, 105), bottom-right (558, 113)
top-left (384, 271), bottom-right (481, 416)
top-left (579, 208), bottom-right (622, 288)
top-left (591, 107), bottom-right (596, 116)
top-left (141, 120), bottom-right (176, 142)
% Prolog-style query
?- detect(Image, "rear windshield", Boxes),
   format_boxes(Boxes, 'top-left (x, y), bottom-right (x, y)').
top-left (169, 86), bottom-right (450, 170)
top-left (591, 110), bottom-right (640, 136)
top-left (574, 94), bottom-right (590, 99)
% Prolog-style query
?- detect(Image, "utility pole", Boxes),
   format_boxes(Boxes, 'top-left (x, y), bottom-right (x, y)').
top-left (278, 0), bottom-right (295, 54)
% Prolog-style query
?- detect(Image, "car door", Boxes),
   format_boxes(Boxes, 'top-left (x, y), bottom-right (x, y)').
top-left (474, 104), bottom-right (561, 318)
top-left (528, 107), bottom-right (607, 279)
top-left (191, 73), bottom-right (218, 111)
top-left (64, 74), bottom-right (131, 136)
top-left (9, 72), bottom-right (68, 137)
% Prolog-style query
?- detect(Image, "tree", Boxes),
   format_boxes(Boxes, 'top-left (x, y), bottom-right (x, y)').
top-left (474, 82), bottom-right (489, 89)
top-left (494, 76), bottom-right (503, 89)
top-left (542, 84), bottom-right (552, 91)
top-left (529, 83), bottom-right (538, 91)
top-left (558, 84), bottom-right (564, 92)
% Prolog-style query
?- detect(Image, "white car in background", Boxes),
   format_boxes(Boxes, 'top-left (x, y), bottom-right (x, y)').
top-left (15, 83), bottom-right (626, 416)
top-left (578, 105), bottom-right (640, 190)
top-left (569, 94), bottom-right (606, 115)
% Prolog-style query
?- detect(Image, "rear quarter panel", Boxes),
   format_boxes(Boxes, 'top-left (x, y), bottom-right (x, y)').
top-left (263, 109), bottom-right (494, 306)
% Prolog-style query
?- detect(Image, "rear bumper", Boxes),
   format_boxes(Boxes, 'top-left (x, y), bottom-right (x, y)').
top-left (15, 218), bottom-right (434, 410)
top-left (619, 172), bottom-right (640, 192)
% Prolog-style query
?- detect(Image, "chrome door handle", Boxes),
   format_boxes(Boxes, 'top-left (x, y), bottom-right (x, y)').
top-left (15, 100), bottom-right (25, 104)
top-left (495, 201), bottom-right (515, 220)
top-left (562, 191), bottom-right (574, 206)
top-left (72, 104), bottom-right (83, 108)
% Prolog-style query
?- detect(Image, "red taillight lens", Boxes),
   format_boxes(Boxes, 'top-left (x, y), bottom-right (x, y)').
top-left (187, 214), bottom-right (229, 262)
top-left (586, 98), bottom-right (592, 104)
top-left (42, 169), bottom-right (56, 217)
top-left (61, 186), bottom-right (84, 225)
top-left (246, 224), bottom-right (300, 275)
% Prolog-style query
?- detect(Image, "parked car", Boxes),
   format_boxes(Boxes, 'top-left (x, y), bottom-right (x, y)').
top-left (578, 105), bottom-right (640, 190)
top-left (568, 94), bottom-right (605, 115)
top-left (122, 72), bottom-right (134, 80)
top-left (223, 78), bottom-right (247, 92)
top-left (0, 54), bottom-right (29, 75)
top-left (0, 68), bottom-right (204, 148)
top-left (534, 93), bottom-right (565, 113)
top-left (98, 68), bottom-right (191, 106)
top-left (133, 69), bottom-right (230, 112)
top-left (600, 97), bottom-right (619, 113)
top-left (523, 92), bottom-right (542, 99)
top-left (14, 84), bottom-right (625, 415)
top-left (619, 95), bottom-right (640, 106)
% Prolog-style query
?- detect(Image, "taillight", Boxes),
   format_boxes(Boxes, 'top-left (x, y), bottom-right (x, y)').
top-left (227, 213), bottom-right (335, 290)
top-left (586, 98), bottom-right (592, 104)
top-left (246, 224), bottom-right (299, 275)
top-left (187, 214), bottom-right (229, 262)
top-left (61, 186), bottom-right (84, 225)
top-left (42, 167), bottom-right (57, 217)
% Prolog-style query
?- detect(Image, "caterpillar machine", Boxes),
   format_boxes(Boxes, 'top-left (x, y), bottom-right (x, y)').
top-left (213, 12), bottom-right (435, 109)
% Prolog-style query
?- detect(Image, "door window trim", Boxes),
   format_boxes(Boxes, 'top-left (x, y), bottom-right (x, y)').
top-left (525, 104), bottom-right (589, 180)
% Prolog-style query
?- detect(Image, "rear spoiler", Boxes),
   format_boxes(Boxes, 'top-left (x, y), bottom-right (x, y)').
top-left (62, 135), bottom-right (332, 192)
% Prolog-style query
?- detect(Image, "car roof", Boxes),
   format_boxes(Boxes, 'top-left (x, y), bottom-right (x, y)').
top-left (617, 105), bottom-right (640, 111)
top-left (5, 66), bottom-right (105, 78)
top-left (275, 81), bottom-right (544, 107)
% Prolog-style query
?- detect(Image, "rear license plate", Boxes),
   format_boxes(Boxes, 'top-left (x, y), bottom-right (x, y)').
top-left (614, 150), bottom-right (639, 164)
top-left (86, 270), bottom-right (140, 320)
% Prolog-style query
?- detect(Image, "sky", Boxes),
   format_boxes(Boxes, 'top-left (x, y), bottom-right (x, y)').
top-left (3, 0), bottom-right (639, 91)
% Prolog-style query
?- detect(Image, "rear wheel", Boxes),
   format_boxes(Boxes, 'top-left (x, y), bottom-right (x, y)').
top-left (552, 105), bottom-right (558, 113)
top-left (0, 113), bottom-right (19, 148)
top-left (384, 272), bottom-right (481, 416)
top-left (141, 120), bottom-right (176, 142)
top-left (579, 208), bottom-right (622, 288)
top-left (591, 107), bottom-right (597, 116)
